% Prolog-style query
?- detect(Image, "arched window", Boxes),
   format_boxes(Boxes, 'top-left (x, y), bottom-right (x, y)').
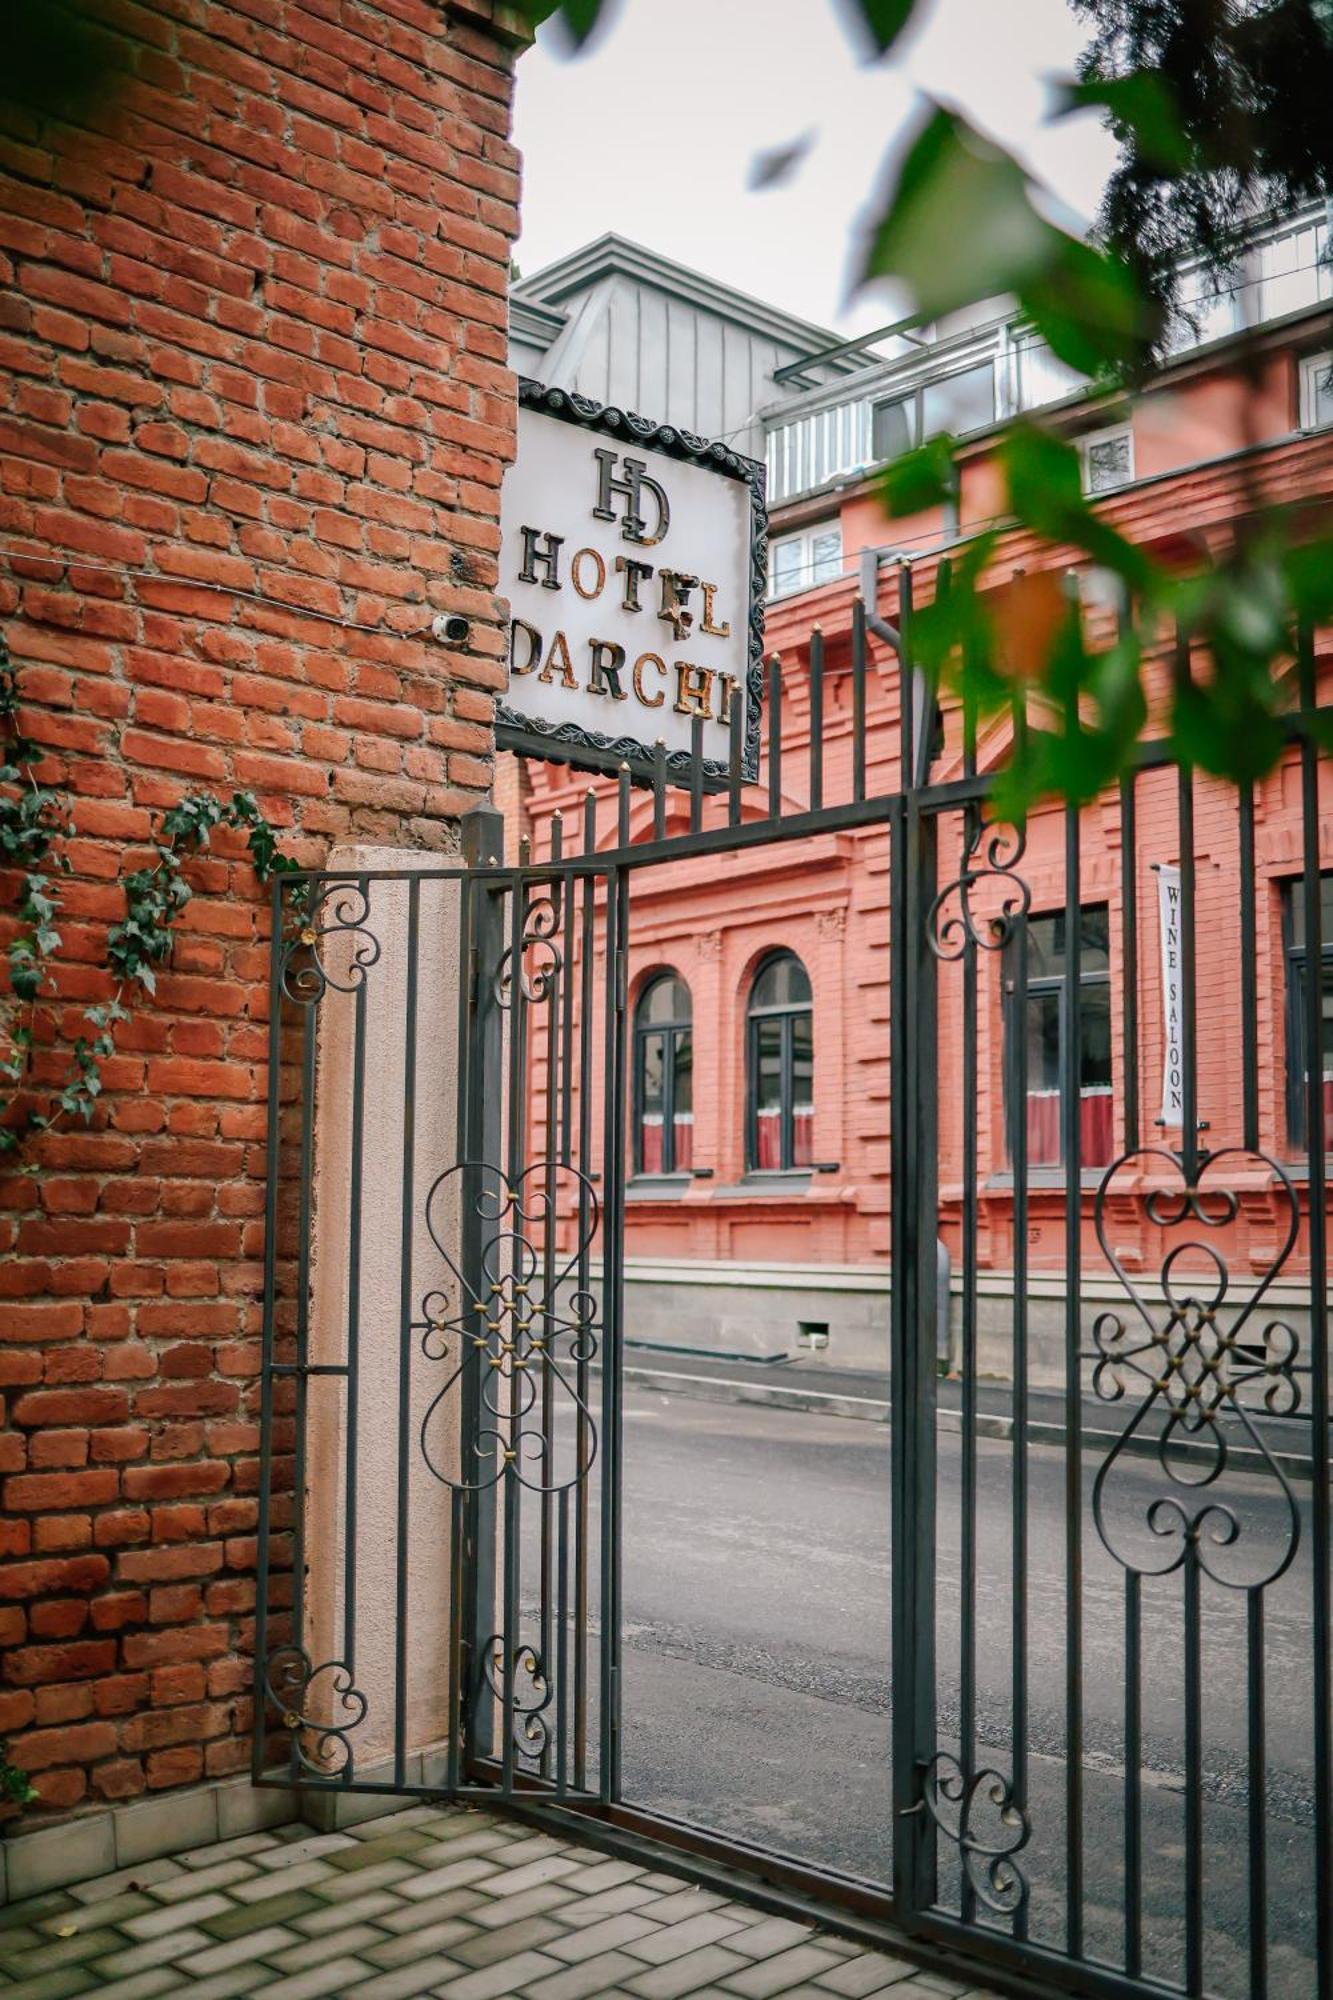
top-left (633, 973), bottom-right (693, 1175)
top-left (747, 953), bottom-right (813, 1171)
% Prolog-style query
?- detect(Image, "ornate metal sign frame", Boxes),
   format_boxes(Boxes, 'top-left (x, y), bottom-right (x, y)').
top-left (497, 379), bottom-right (767, 789)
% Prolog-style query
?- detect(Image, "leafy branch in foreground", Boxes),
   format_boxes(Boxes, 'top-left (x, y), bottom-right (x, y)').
top-left (513, 0), bottom-right (1333, 806)
top-left (0, 638), bottom-right (300, 1157)
top-left (884, 424), bottom-right (1333, 811)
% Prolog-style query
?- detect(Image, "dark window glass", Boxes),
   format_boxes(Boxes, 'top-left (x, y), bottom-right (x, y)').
top-left (1007, 906), bottom-right (1114, 1169)
top-left (633, 973), bottom-right (693, 1175)
top-left (747, 952), bottom-right (815, 1172)
top-left (1284, 876), bottom-right (1333, 1149)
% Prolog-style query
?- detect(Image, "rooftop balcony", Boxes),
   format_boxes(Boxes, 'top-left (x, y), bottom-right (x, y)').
top-left (763, 205), bottom-right (1333, 507)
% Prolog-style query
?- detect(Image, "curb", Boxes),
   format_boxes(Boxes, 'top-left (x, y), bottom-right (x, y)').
top-left (621, 1363), bottom-right (1315, 1483)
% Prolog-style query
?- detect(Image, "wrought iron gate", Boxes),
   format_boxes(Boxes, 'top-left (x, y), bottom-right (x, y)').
top-left (256, 614), bottom-right (1331, 2000)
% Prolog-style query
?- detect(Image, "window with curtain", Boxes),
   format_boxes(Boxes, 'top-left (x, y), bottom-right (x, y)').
top-left (747, 953), bottom-right (814, 1172)
top-left (1006, 908), bottom-right (1114, 1169)
top-left (1284, 873), bottom-right (1333, 1148)
top-left (633, 973), bottom-right (693, 1175)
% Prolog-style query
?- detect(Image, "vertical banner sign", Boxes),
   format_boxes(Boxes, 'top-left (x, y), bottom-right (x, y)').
top-left (1157, 863), bottom-right (1184, 1128)
top-left (498, 381), bottom-right (766, 786)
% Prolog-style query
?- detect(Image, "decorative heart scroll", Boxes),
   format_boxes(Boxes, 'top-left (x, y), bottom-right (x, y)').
top-left (1090, 1146), bottom-right (1305, 1591)
top-left (264, 1644), bottom-right (368, 1778)
top-left (416, 1159), bottom-right (600, 1496)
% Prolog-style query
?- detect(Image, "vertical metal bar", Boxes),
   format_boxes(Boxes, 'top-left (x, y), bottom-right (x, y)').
top-left (253, 872), bottom-right (287, 1783)
top-left (556, 1486), bottom-right (570, 1800)
top-left (344, 892), bottom-right (368, 1701)
top-left (1175, 629), bottom-right (1199, 1181)
top-left (959, 808), bottom-right (978, 1928)
top-left (446, 1487), bottom-right (464, 1793)
top-left (393, 876), bottom-right (420, 1789)
top-left (768, 655), bottom-right (782, 822)
top-left (690, 717), bottom-right (704, 833)
top-left (1238, 782), bottom-right (1259, 1153)
top-left (1183, 1557), bottom-right (1203, 1996)
top-left (1246, 1590), bottom-right (1266, 1997)
top-left (1120, 770), bottom-right (1140, 1154)
top-left (561, 828), bottom-right (576, 1169)
top-left (290, 979), bottom-right (316, 1785)
top-left (728, 680), bottom-right (744, 826)
top-left (899, 563), bottom-right (916, 794)
top-left (573, 799), bottom-right (596, 1789)
top-left (1010, 881), bottom-right (1030, 1943)
top-left (1063, 800), bottom-right (1084, 1957)
top-left (459, 806), bottom-right (505, 1778)
top-left (539, 844), bottom-right (561, 1777)
top-left (890, 785), bottom-right (939, 1913)
top-left (500, 866), bottom-right (526, 1796)
top-left (618, 763), bottom-right (631, 848)
top-left (809, 625), bottom-right (824, 812)
top-left (652, 739), bottom-right (667, 841)
top-left (599, 864), bottom-right (629, 1801)
top-left (1299, 620), bottom-right (1332, 1986)
top-left (1124, 1572), bottom-right (1142, 1976)
top-left (852, 597), bottom-right (867, 803)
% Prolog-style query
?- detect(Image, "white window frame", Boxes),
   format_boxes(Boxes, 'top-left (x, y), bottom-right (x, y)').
top-left (767, 522), bottom-right (843, 601)
top-left (1078, 422), bottom-right (1134, 495)
top-left (1299, 350), bottom-right (1333, 430)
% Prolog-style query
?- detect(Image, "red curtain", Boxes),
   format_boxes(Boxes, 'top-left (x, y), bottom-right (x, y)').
top-left (755, 1108), bottom-right (781, 1169)
top-left (1025, 1087), bottom-right (1113, 1167)
top-left (793, 1105), bottom-right (814, 1168)
top-left (640, 1114), bottom-right (663, 1174)
top-left (674, 1113), bottom-right (693, 1171)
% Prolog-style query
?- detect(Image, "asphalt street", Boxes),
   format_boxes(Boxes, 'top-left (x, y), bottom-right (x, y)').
top-left (608, 1386), bottom-right (1320, 2000)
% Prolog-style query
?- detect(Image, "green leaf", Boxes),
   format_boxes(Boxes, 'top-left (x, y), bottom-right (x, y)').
top-left (880, 434), bottom-right (958, 515)
top-left (1019, 236), bottom-right (1157, 379)
top-left (505, 0), bottom-right (610, 48)
top-left (861, 102), bottom-right (1157, 384)
top-left (843, 0), bottom-right (919, 58)
top-left (1052, 70), bottom-right (1192, 175)
top-left (998, 423), bottom-right (1161, 593)
top-left (861, 106), bottom-right (1055, 318)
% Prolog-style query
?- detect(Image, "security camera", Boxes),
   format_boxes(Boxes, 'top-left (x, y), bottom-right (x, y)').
top-left (431, 613), bottom-right (471, 646)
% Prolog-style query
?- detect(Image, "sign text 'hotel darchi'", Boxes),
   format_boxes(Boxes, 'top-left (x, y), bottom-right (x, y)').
top-left (497, 384), bottom-right (766, 785)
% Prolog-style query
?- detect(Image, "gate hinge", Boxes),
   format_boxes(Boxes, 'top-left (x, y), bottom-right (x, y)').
top-left (468, 942), bottom-right (479, 1010)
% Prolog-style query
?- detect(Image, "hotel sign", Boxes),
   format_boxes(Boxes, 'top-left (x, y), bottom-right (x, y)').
top-left (498, 381), bottom-right (766, 785)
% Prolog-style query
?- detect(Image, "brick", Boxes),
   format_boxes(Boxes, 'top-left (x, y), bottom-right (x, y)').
top-left (0, 0), bottom-right (519, 1826)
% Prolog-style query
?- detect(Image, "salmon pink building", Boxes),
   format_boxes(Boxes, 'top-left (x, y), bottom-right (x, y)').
top-left (504, 212), bottom-right (1333, 1380)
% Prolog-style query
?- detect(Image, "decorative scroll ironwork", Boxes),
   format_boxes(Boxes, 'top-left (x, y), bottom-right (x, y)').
top-left (1089, 1146), bottom-right (1304, 1590)
top-left (919, 1752), bottom-right (1030, 1915)
top-left (416, 1159), bottom-right (600, 1494)
top-left (280, 879), bottom-right (381, 1004)
top-left (476, 1637), bottom-right (553, 1764)
top-left (264, 1644), bottom-right (368, 1778)
top-left (926, 820), bottom-right (1031, 960)
top-left (496, 890), bottom-right (562, 1008)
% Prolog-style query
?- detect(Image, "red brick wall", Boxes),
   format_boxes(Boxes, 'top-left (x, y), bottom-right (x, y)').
top-left (0, 0), bottom-right (520, 1814)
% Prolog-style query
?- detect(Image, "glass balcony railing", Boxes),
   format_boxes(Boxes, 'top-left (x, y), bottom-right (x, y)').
top-left (762, 209), bottom-right (1332, 506)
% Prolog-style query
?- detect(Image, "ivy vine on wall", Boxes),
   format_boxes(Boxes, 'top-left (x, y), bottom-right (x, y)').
top-left (0, 631), bottom-right (301, 1159)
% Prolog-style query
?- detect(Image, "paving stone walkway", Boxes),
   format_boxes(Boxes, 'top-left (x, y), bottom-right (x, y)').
top-left (0, 1801), bottom-right (1005, 2000)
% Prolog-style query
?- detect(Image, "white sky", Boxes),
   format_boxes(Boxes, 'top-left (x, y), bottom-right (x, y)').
top-left (512, 0), bottom-right (1120, 337)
